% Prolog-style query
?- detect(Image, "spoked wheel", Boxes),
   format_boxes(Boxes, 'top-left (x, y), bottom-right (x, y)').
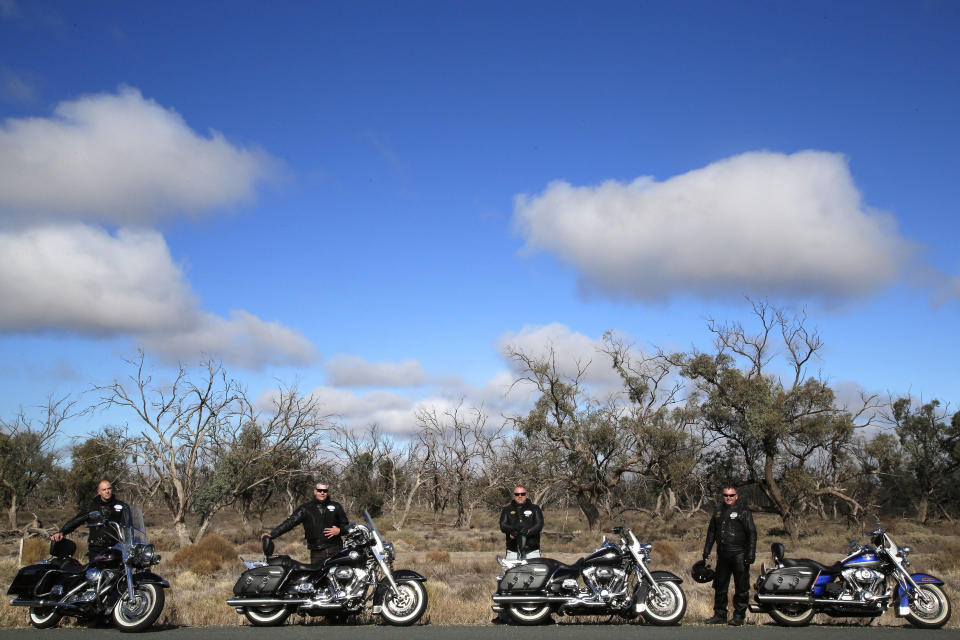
top-left (505, 603), bottom-right (554, 625)
top-left (112, 583), bottom-right (166, 632)
top-left (641, 581), bottom-right (687, 625)
top-left (379, 579), bottom-right (428, 626)
top-left (906, 584), bottom-right (951, 629)
top-left (769, 604), bottom-right (815, 627)
top-left (243, 605), bottom-right (291, 626)
top-left (29, 606), bottom-right (62, 629)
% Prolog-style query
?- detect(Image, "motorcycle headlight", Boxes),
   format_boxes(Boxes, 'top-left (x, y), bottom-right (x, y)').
top-left (131, 543), bottom-right (156, 565)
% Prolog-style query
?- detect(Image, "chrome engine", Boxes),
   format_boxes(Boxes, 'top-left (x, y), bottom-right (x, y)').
top-left (324, 567), bottom-right (369, 601)
top-left (582, 566), bottom-right (628, 601)
top-left (841, 567), bottom-right (887, 601)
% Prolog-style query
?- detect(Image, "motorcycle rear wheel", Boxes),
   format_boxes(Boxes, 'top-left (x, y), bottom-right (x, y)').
top-left (242, 605), bottom-right (291, 626)
top-left (906, 584), bottom-right (951, 629)
top-left (642, 581), bottom-right (687, 625)
top-left (505, 604), bottom-right (553, 625)
top-left (769, 604), bottom-right (814, 627)
top-left (29, 606), bottom-right (62, 629)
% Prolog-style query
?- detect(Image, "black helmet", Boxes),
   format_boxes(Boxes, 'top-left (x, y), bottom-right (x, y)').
top-left (691, 559), bottom-right (715, 583)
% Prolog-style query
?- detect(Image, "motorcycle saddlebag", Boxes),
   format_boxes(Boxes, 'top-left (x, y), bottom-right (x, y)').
top-left (7, 564), bottom-right (54, 598)
top-left (499, 562), bottom-right (551, 593)
top-left (233, 565), bottom-right (286, 596)
top-left (758, 567), bottom-right (816, 594)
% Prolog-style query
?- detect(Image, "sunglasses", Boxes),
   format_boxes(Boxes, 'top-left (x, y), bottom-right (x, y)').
top-left (315, 489), bottom-right (329, 493)
top-left (514, 492), bottom-right (526, 496)
top-left (722, 493), bottom-right (737, 498)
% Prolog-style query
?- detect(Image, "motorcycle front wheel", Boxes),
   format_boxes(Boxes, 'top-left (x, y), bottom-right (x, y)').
top-left (641, 581), bottom-right (687, 625)
top-left (505, 603), bottom-right (553, 625)
top-left (29, 606), bottom-right (62, 629)
top-left (112, 583), bottom-right (165, 632)
top-left (769, 604), bottom-right (814, 627)
top-left (242, 605), bottom-right (291, 626)
top-left (379, 579), bottom-right (428, 626)
top-left (906, 584), bottom-right (951, 629)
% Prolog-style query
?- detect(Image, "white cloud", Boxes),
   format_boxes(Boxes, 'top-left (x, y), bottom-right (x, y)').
top-left (0, 224), bottom-right (196, 333)
top-left (514, 151), bottom-right (911, 301)
top-left (140, 310), bottom-right (317, 370)
top-left (324, 354), bottom-right (425, 388)
top-left (0, 86), bottom-right (276, 223)
top-left (0, 224), bottom-right (316, 369)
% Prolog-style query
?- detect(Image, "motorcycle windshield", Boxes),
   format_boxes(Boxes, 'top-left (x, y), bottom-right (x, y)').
top-left (363, 510), bottom-right (386, 554)
top-left (120, 505), bottom-right (148, 546)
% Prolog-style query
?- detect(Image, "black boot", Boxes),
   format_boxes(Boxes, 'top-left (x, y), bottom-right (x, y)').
top-left (705, 614), bottom-right (727, 624)
top-left (729, 616), bottom-right (745, 626)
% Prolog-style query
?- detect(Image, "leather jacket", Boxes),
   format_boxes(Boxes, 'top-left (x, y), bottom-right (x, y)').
top-left (60, 495), bottom-right (129, 549)
top-left (499, 500), bottom-right (544, 554)
top-left (703, 498), bottom-right (757, 562)
top-left (270, 499), bottom-right (349, 550)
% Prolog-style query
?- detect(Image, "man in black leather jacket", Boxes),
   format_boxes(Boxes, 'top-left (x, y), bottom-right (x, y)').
top-left (261, 482), bottom-right (349, 565)
top-left (52, 480), bottom-right (128, 560)
top-left (702, 485), bottom-right (757, 625)
top-left (499, 486), bottom-right (544, 559)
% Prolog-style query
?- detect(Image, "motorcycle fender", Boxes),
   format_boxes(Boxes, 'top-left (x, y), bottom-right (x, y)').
top-left (133, 571), bottom-right (170, 588)
top-left (650, 570), bottom-right (683, 584)
top-left (373, 570), bottom-right (427, 605)
top-left (894, 573), bottom-right (945, 617)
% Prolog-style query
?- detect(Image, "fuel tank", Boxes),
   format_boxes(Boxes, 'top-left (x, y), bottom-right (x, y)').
top-left (582, 542), bottom-right (623, 568)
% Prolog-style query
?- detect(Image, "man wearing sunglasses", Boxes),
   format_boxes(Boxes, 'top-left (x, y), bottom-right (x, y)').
top-left (261, 483), bottom-right (349, 565)
top-left (499, 486), bottom-right (543, 560)
top-left (702, 486), bottom-right (756, 626)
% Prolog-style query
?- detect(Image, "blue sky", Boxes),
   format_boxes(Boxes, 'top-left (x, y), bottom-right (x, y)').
top-left (1, 1), bottom-right (958, 438)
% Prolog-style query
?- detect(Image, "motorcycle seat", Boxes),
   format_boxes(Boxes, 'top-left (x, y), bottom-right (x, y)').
top-left (266, 555), bottom-right (328, 571)
top-left (781, 557), bottom-right (843, 574)
top-left (47, 557), bottom-right (85, 573)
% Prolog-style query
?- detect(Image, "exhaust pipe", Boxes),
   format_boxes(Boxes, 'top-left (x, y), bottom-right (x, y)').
top-left (754, 593), bottom-right (814, 604)
top-left (492, 595), bottom-right (609, 607)
top-left (225, 598), bottom-right (308, 607)
top-left (10, 599), bottom-right (81, 610)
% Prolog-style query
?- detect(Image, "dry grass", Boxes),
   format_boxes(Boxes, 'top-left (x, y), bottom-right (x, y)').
top-left (0, 509), bottom-right (958, 628)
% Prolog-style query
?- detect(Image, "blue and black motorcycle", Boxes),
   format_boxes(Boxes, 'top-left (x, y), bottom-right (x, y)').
top-left (750, 520), bottom-right (951, 628)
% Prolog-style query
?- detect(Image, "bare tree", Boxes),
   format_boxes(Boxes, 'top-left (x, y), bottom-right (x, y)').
top-left (416, 402), bottom-right (505, 528)
top-left (96, 353), bottom-right (244, 546)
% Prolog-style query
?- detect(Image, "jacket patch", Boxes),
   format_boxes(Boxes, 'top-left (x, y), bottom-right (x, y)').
top-left (327, 505), bottom-right (336, 511)
top-left (114, 505), bottom-right (123, 511)
top-left (510, 511), bottom-right (516, 514)
top-left (730, 512), bottom-right (738, 519)
top-left (523, 510), bottom-right (532, 516)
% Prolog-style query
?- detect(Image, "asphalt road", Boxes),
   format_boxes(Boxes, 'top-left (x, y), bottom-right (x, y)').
top-left (0, 625), bottom-right (958, 639)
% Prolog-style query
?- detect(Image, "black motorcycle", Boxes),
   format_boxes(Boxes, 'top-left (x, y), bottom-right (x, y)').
top-left (226, 510), bottom-right (428, 626)
top-left (491, 526), bottom-right (686, 625)
top-left (6, 505), bottom-right (168, 632)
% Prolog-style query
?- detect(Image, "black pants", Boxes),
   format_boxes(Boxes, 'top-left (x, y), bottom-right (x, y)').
top-left (310, 546), bottom-right (340, 565)
top-left (713, 551), bottom-right (750, 618)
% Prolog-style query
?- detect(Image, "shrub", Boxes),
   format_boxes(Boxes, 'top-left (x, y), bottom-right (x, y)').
top-left (188, 551), bottom-right (223, 576)
top-left (426, 549), bottom-right (450, 564)
top-left (172, 533), bottom-right (237, 573)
